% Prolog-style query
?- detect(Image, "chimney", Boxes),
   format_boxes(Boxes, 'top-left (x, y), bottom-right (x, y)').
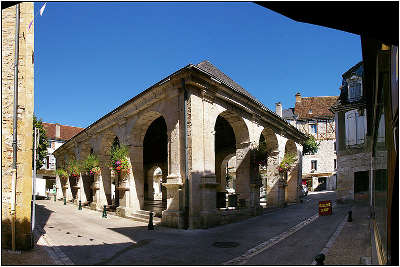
top-left (295, 92), bottom-right (301, 103)
top-left (55, 124), bottom-right (60, 139)
top-left (275, 102), bottom-right (282, 117)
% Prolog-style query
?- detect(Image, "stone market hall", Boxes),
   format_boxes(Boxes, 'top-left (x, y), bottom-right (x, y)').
top-left (53, 61), bottom-right (307, 229)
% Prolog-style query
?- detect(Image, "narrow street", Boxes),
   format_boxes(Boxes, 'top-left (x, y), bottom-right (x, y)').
top-left (35, 191), bottom-right (350, 265)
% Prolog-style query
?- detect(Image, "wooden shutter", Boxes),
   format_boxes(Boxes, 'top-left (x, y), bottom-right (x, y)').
top-left (345, 110), bottom-right (356, 146)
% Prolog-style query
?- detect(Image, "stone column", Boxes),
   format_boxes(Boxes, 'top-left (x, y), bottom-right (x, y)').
top-left (266, 150), bottom-right (280, 207)
top-left (128, 146), bottom-right (144, 211)
top-left (115, 170), bottom-right (131, 217)
top-left (99, 155), bottom-right (112, 205)
top-left (77, 174), bottom-right (87, 204)
top-left (162, 124), bottom-right (184, 228)
top-left (236, 141), bottom-right (251, 207)
top-left (55, 175), bottom-right (63, 200)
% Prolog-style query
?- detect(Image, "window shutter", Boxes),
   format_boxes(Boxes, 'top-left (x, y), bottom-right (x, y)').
top-left (345, 111), bottom-right (356, 145)
top-left (356, 112), bottom-right (366, 144)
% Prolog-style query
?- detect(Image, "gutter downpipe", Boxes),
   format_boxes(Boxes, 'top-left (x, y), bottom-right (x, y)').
top-left (182, 78), bottom-right (189, 229)
top-left (11, 3), bottom-right (20, 251)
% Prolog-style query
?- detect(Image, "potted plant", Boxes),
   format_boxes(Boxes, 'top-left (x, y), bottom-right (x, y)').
top-left (277, 153), bottom-right (297, 186)
top-left (56, 168), bottom-right (69, 188)
top-left (109, 144), bottom-right (131, 189)
top-left (82, 154), bottom-right (101, 190)
top-left (66, 159), bottom-right (81, 188)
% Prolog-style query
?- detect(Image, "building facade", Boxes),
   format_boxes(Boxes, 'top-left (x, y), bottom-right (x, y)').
top-left (53, 61), bottom-right (307, 229)
top-left (35, 123), bottom-right (83, 195)
top-left (1, 3), bottom-right (34, 250)
top-left (280, 93), bottom-right (338, 192)
top-left (330, 62), bottom-right (371, 202)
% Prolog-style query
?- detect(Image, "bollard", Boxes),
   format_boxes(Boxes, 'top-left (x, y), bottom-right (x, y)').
top-left (54, 194), bottom-right (56, 202)
top-left (64, 198), bottom-right (66, 205)
top-left (102, 205), bottom-right (107, 218)
top-left (148, 211), bottom-right (154, 230)
top-left (347, 210), bottom-right (352, 222)
top-left (78, 200), bottom-right (82, 210)
top-left (314, 253), bottom-right (325, 265)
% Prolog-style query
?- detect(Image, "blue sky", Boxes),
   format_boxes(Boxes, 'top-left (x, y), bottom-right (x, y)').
top-left (34, 2), bottom-right (362, 128)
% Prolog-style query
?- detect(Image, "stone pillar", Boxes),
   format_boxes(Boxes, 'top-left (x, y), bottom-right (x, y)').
top-left (116, 171), bottom-right (131, 217)
top-left (77, 174), bottom-right (87, 204)
top-left (55, 175), bottom-right (63, 200)
top-left (99, 155), bottom-right (112, 205)
top-left (128, 147), bottom-right (144, 211)
top-left (236, 142), bottom-right (251, 206)
top-left (65, 177), bottom-right (73, 201)
top-left (162, 125), bottom-right (184, 228)
top-left (266, 150), bottom-right (280, 207)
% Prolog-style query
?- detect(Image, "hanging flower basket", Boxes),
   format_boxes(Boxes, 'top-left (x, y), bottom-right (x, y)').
top-left (89, 166), bottom-right (101, 176)
top-left (277, 153), bottom-right (297, 174)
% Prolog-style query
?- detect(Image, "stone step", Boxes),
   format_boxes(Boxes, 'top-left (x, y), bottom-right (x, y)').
top-left (126, 210), bottom-right (162, 224)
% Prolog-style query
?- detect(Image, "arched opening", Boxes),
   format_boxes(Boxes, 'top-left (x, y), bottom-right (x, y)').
top-left (143, 116), bottom-right (168, 214)
top-left (111, 136), bottom-right (120, 208)
top-left (215, 113), bottom-right (246, 209)
top-left (81, 144), bottom-right (95, 205)
top-left (284, 139), bottom-right (299, 203)
top-left (258, 127), bottom-right (279, 207)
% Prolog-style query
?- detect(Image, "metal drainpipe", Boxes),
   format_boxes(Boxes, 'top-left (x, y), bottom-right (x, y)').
top-left (181, 78), bottom-right (189, 229)
top-left (11, 3), bottom-right (20, 251)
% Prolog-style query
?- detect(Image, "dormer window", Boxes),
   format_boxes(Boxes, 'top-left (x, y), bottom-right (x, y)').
top-left (348, 76), bottom-right (362, 102)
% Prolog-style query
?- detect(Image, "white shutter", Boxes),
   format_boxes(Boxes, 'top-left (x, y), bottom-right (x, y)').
top-left (356, 112), bottom-right (365, 144)
top-left (345, 110), bottom-right (356, 146)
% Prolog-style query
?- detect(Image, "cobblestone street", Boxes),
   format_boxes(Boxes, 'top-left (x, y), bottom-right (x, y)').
top-left (19, 191), bottom-right (362, 265)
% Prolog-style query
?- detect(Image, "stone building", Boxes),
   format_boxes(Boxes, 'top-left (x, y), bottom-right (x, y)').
top-left (280, 93), bottom-right (338, 191)
top-left (1, 3), bottom-right (34, 250)
top-left (330, 62), bottom-right (371, 201)
top-left (53, 60), bottom-right (307, 229)
top-left (35, 123), bottom-right (83, 194)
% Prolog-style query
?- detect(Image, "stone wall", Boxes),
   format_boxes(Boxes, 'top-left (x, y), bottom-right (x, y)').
top-left (336, 151), bottom-right (371, 201)
top-left (1, 3), bottom-right (34, 250)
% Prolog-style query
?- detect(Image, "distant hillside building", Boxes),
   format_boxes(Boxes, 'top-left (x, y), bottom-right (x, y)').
top-left (279, 93), bottom-right (338, 191)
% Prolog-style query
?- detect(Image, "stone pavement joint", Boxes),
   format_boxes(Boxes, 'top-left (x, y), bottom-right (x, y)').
top-left (223, 213), bottom-right (320, 265)
top-left (311, 210), bottom-right (348, 265)
top-left (223, 202), bottom-right (338, 265)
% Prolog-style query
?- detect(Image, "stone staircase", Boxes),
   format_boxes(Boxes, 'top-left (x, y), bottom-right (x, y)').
top-left (125, 210), bottom-right (162, 225)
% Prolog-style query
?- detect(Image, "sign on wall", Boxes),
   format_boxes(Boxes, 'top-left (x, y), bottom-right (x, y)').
top-left (318, 200), bottom-right (332, 216)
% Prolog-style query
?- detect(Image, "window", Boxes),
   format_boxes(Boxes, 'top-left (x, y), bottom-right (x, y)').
top-left (47, 141), bottom-right (52, 148)
top-left (311, 160), bottom-right (317, 171)
top-left (46, 156), bottom-right (49, 169)
top-left (334, 141), bottom-right (336, 153)
top-left (310, 124), bottom-right (317, 135)
top-left (348, 78), bottom-right (362, 102)
top-left (334, 159), bottom-right (337, 169)
top-left (345, 109), bottom-right (367, 146)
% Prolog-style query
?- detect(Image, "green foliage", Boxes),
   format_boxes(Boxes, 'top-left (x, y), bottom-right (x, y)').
top-left (278, 153), bottom-right (297, 173)
top-left (66, 159), bottom-right (80, 177)
top-left (109, 144), bottom-right (131, 175)
top-left (81, 154), bottom-right (99, 173)
top-left (33, 115), bottom-right (48, 169)
top-left (109, 144), bottom-right (129, 163)
top-left (254, 139), bottom-right (271, 166)
top-left (303, 135), bottom-right (320, 155)
top-left (56, 168), bottom-right (68, 178)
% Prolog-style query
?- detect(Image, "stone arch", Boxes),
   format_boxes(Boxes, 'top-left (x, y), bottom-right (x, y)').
top-left (220, 153), bottom-right (236, 192)
top-left (284, 139), bottom-right (299, 203)
top-left (259, 127), bottom-right (280, 207)
top-left (128, 110), bottom-right (170, 211)
top-left (214, 109), bottom-right (251, 206)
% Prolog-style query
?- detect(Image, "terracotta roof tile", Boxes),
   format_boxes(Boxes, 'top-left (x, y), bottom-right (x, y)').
top-left (42, 123), bottom-right (84, 141)
top-left (294, 96), bottom-right (338, 120)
